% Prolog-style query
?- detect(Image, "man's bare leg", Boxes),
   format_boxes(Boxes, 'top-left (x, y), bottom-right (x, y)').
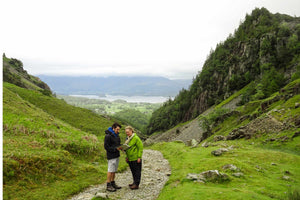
top-left (111, 172), bottom-right (115, 182)
top-left (107, 172), bottom-right (112, 183)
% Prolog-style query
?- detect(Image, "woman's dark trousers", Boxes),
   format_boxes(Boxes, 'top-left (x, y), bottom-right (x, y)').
top-left (129, 160), bottom-right (142, 186)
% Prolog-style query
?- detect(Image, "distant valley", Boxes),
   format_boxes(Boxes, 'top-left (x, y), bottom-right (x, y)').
top-left (38, 75), bottom-right (191, 96)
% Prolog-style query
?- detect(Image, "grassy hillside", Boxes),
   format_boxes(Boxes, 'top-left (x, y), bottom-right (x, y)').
top-left (4, 83), bottom-right (115, 136)
top-left (147, 8), bottom-right (300, 134)
top-left (58, 94), bottom-right (160, 134)
top-left (149, 79), bottom-right (300, 200)
top-left (113, 109), bottom-right (151, 133)
top-left (3, 83), bottom-right (128, 200)
top-left (3, 54), bottom-right (51, 92)
top-left (151, 140), bottom-right (300, 200)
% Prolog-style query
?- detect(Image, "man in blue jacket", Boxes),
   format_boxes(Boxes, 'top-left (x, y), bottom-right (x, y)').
top-left (104, 122), bottom-right (122, 192)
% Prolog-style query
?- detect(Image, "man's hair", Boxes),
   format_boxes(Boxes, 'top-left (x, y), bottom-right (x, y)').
top-left (112, 122), bottom-right (122, 129)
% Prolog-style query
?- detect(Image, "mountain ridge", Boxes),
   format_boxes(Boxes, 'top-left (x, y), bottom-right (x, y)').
top-left (3, 54), bottom-right (51, 93)
top-left (146, 7), bottom-right (300, 134)
top-left (38, 75), bottom-right (191, 96)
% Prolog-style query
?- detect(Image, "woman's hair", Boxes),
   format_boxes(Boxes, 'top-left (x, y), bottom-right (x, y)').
top-left (125, 126), bottom-right (135, 133)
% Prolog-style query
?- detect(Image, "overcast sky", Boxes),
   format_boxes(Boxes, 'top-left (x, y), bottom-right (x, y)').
top-left (1, 0), bottom-right (300, 79)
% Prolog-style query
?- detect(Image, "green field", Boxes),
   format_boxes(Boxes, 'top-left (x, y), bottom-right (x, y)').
top-left (58, 95), bottom-right (161, 134)
top-left (58, 95), bottom-right (161, 116)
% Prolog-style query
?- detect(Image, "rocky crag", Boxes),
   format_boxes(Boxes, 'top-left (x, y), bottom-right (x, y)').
top-left (147, 8), bottom-right (300, 135)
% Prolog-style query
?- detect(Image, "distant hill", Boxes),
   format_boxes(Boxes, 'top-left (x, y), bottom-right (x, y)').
top-left (38, 75), bottom-right (191, 96)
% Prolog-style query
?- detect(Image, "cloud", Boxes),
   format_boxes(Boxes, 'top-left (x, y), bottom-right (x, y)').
top-left (24, 59), bottom-right (201, 79)
top-left (2, 0), bottom-right (300, 79)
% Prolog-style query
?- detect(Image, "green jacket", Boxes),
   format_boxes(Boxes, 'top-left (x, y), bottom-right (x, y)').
top-left (126, 134), bottom-right (143, 161)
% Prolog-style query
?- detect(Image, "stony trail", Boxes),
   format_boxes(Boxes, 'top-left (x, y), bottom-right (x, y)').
top-left (68, 150), bottom-right (171, 200)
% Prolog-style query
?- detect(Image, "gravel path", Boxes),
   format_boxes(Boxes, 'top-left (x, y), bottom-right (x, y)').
top-left (68, 149), bottom-right (171, 200)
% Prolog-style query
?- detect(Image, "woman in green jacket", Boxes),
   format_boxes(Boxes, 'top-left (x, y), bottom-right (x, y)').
top-left (124, 126), bottom-right (143, 190)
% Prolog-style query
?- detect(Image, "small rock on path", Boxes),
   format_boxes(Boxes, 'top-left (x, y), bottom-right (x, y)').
top-left (68, 149), bottom-right (171, 200)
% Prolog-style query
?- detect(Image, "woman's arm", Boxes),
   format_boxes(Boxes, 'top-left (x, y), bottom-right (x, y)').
top-left (136, 137), bottom-right (143, 160)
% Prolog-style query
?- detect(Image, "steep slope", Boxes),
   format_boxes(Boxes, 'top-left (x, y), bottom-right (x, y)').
top-left (146, 79), bottom-right (300, 145)
top-left (147, 8), bottom-right (300, 134)
top-left (143, 10), bottom-right (300, 196)
top-left (148, 78), bottom-right (300, 199)
top-left (2, 57), bottom-right (128, 199)
top-left (3, 54), bottom-right (51, 93)
top-left (5, 83), bottom-right (114, 136)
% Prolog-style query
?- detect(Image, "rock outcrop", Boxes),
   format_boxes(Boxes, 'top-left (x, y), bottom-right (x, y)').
top-left (226, 115), bottom-right (288, 140)
top-left (211, 148), bottom-right (229, 156)
top-left (186, 170), bottom-right (230, 183)
top-left (146, 8), bottom-right (300, 135)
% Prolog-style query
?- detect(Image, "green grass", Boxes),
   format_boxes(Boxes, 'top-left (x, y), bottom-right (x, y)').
top-left (4, 82), bottom-right (115, 136)
top-left (215, 83), bottom-right (250, 110)
top-left (58, 94), bottom-right (161, 134)
top-left (149, 79), bottom-right (300, 199)
top-left (58, 94), bottom-right (161, 116)
top-left (3, 83), bottom-right (128, 200)
top-left (150, 141), bottom-right (300, 200)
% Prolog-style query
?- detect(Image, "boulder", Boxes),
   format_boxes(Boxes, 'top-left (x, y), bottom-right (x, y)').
top-left (201, 141), bottom-right (209, 147)
top-left (94, 192), bottom-right (108, 199)
top-left (186, 173), bottom-right (202, 181)
top-left (222, 164), bottom-right (240, 172)
top-left (295, 102), bottom-right (300, 109)
top-left (211, 148), bottom-right (229, 156)
top-left (211, 149), bottom-right (222, 156)
top-left (232, 172), bottom-right (244, 177)
top-left (282, 175), bottom-right (291, 181)
top-left (191, 139), bottom-right (199, 148)
top-left (200, 170), bottom-right (230, 182)
top-left (166, 172), bottom-right (172, 176)
top-left (186, 170), bottom-right (229, 183)
top-left (226, 128), bottom-right (246, 140)
top-left (214, 135), bottom-right (226, 142)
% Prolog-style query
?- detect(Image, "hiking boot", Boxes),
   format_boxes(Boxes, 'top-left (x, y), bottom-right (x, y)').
top-left (130, 184), bottom-right (139, 190)
top-left (106, 182), bottom-right (117, 192)
top-left (111, 181), bottom-right (122, 189)
top-left (129, 183), bottom-right (134, 187)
